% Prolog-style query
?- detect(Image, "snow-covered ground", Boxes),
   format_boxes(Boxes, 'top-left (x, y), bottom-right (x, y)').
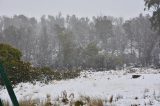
top-left (1, 68), bottom-right (160, 106)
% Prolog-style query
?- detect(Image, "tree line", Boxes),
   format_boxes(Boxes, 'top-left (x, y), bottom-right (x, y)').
top-left (0, 13), bottom-right (159, 70)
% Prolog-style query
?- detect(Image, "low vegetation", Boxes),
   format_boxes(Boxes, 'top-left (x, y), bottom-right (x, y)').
top-left (0, 43), bottom-right (80, 85)
top-left (1, 96), bottom-right (104, 106)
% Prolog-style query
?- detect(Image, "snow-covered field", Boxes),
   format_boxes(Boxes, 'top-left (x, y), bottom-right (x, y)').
top-left (1, 68), bottom-right (160, 106)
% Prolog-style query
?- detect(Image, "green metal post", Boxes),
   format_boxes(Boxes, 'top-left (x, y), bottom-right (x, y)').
top-left (0, 99), bottom-right (3, 106)
top-left (0, 64), bottom-right (19, 106)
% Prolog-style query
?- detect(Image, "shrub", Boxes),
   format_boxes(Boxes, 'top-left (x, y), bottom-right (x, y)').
top-left (0, 43), bottom-right (33, 84)
top-left (95, 54), bottom-right (124, 70)
top-left (35, 68), bottom-right (81, 81)
top-left (0, 43), bottom-right (81, 85)
top-left (89, 99), bottom-right (103, 106)
top-left (75, 100), bottom-right (84, 106)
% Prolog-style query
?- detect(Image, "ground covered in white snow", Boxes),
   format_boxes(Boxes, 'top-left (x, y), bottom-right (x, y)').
top-left (1, 68), bottom-right (160, 106)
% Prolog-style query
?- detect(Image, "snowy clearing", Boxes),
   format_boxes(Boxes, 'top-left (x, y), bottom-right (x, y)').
top-left (1, 68), bottom-right (160, 106)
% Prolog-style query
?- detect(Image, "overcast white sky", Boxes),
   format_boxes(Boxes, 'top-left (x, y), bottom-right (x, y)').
top-left (0, 0), bottom-right (149, 19)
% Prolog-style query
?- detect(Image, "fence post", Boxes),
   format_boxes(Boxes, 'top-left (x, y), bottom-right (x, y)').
top-left (0, 64), bottom-right (19, 106)
top-left (0, 98), bottom-right (3, 106)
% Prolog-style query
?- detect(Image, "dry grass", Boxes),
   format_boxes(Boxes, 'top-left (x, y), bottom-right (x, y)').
top-left (2, 94), bottom-right (104, 106)
top-left (2, 99), bottom-right (104, 106)
top-left (2, 100), bottom-right (10, 106)
top-left (109, 95), bottom-right (113, 103)
top-left (2, 98), bottom-right (52, 106)
top-left (88, 99), bottom-right (103, 106)
top-left (3, 100), bottom-right (53, 106)
top-left (74, 96), bottom-right (104, 106)
top-left (19, 99), bottom-right (36, 106)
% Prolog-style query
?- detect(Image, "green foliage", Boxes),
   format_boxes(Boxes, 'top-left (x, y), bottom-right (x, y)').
top-left (81, 42), bottom-right (124, 70)
top-left (0, 43), bottom-right (124, 85)
top-left (30, 67), bottom-right (81, 83)
top-left (74, 100), bottom-right (84, 106)
top-left (56, 28), bottom-right (76, 68)
top-left (82, 42), bottom-right (99, 68)
top-left (0, 43), bottom-right (81, 85)
top-left (0, 43), bottom-right (32, 84)
top-left (0, 43), bottom-right (22, 62)
top-left (145, 0), bottom-right (160, 32)
top-left (94, 16), bottom-right (113, 42)
top-left (104, 54), bottom-right (124, 70)
top-left (145, 0), bottom-right (160, 10)
top-left (84, 42), bottom-right (99, 56)
top-left (93, 54), bottom-right (105, 69)
top-left (5, 61), bottom-right (32, 83)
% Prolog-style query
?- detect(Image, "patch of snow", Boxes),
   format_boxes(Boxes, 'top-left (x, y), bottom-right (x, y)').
top-left (0, 68), bottom-right (160, 105)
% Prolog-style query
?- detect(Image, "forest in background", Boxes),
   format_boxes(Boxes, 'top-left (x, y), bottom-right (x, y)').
top-left (0, 13), bottom-right (159, 70)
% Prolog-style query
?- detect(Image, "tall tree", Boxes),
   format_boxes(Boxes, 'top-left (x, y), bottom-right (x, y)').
top-left (93, 16), bottom-right (113, 50)
top-left (145, 0), bottom-right (160, 32)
